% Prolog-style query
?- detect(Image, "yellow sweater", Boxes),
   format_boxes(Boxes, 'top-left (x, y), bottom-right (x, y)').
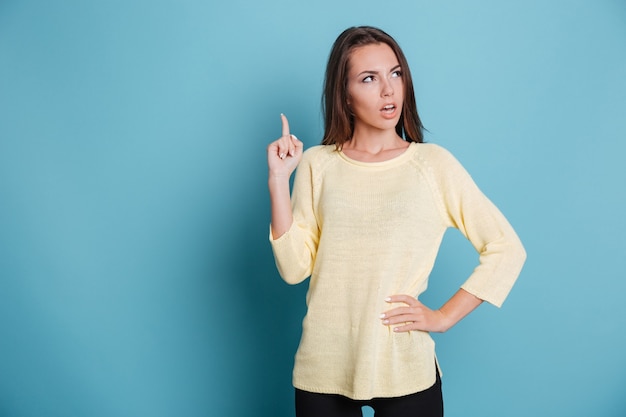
top-left (270, 142), bottom-right (526, 400)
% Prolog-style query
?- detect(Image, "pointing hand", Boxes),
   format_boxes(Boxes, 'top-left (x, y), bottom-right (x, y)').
top-left (267, 114), bottom-right (303, 178)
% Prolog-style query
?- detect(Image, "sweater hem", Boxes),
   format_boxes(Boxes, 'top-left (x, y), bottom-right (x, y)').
top-left (292, 377), bottom-right (438, 401)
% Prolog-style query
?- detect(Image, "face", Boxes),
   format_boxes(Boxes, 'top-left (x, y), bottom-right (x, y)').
top-left (346, 43), bottom-right (404, 135)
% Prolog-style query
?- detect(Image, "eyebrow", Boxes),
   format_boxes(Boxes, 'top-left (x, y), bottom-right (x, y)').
top-left (356, 64), bottom-right (402, 77)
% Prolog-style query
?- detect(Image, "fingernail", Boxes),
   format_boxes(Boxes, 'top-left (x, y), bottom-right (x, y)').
top-left (385, 297), bottom-right (392, 302)
top-left (383, 319), bottom-right (389, 324)
top-left (379, 313), bottom-right (386, 319)
top-left (279, 153), bottom-right (285, 159)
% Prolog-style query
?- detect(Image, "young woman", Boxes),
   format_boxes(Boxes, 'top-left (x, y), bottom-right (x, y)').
top-left (267, 26), bottom-right (526, 417)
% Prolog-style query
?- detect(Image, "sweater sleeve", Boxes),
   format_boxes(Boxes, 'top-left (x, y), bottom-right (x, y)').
top-left (429, 145), bottom-right (526, 307)
top-left (269, 148), bottom-right (321, 285)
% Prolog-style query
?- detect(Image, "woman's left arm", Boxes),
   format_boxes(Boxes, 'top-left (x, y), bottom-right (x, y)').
top-left (381, 145), bottom-right (526, 333)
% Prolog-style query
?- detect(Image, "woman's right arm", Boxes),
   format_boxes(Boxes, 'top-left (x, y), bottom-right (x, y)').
top-left (267, 114), bottom-right (303, 239)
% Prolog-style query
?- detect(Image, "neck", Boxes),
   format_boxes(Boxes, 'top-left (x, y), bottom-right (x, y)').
top-left (340, 125), bottom-right (409, 163)
top-left (345, 126), bottom-right (404, 153)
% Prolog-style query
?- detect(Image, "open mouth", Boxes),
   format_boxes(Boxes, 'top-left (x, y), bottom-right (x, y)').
top-left (381, 104), bottom-right (396, 113)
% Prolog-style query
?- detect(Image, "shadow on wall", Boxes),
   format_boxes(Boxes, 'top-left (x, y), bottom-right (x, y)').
top-left (207, 129), bottom-right (308, 417)
top-left (220, 180), bottom-right (307, 417)
top-left (203, 70), bottom-right (325, 416)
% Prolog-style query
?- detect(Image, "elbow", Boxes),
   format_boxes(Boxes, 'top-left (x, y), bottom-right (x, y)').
top-left (282, 274), bottom-right (309, 285)
top-left (271, 238), bottom-right (317, 285)
top-left (516, 236), bottom-right (527, 266)
top-left (275, 260), bottom-right (311, 285)
top-left (278, 268), bottom-right (310, 285)
top-left (504, 237), bottom-right (527, 278)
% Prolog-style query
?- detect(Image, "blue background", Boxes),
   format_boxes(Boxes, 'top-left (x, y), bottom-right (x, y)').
top-left (1, 1), bottom-right (625, 416)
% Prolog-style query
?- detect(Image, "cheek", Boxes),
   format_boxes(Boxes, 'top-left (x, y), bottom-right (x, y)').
top-left (349, 97), bottom-right (371, 116)
top-left (349, 90), bottom-right (376, 110)
top-left (398, 82), bottom-right (406, 101)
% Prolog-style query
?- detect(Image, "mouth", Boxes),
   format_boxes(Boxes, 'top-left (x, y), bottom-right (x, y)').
top-left (380, 103), bottom-right (399, 119)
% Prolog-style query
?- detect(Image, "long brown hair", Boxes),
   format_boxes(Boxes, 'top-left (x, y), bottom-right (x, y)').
top-left (321, 26), bottom-right (424, 148)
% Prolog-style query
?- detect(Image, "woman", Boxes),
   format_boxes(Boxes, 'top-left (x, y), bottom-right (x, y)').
top-left (267, 26), bottom-right (526, 417)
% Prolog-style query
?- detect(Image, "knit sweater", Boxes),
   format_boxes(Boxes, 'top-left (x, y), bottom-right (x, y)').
top-left (269, 142), bottom-right (526, 400)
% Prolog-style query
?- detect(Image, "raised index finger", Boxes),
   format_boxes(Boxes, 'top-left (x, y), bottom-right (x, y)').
top-left (280, 113), bottom-right (290, 137)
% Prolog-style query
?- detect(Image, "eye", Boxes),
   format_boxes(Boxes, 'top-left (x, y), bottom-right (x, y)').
top-left (362, 75), bottom-right (375, 83)
top-left (391, 70), bottom-right (403, 78)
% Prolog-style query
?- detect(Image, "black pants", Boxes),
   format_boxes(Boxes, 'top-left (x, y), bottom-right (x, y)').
top-left (295, 371), bottom-right (443, 417)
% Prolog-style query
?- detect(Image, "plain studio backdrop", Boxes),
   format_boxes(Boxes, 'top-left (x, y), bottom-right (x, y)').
top-left (1, 1), bottom-right (625, 416)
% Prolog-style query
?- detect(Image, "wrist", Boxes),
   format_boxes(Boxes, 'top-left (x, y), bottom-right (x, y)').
top-left (269, 174), bottom-right (289, 180)
top-left (268, 171), bottom-right (291, 182)
top-left (436, 309), bottom-right (454, 333)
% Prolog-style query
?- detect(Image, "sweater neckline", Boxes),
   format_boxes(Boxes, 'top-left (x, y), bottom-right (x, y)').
top-left (337, 142), bottom-right (418, 168)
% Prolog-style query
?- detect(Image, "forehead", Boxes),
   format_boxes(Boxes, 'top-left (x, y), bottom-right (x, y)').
top-left (348, 43), bottom-right (399, 72)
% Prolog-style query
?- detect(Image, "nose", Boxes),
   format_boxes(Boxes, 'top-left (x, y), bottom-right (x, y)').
top-left (381, 78), bottom-right (394, 97)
